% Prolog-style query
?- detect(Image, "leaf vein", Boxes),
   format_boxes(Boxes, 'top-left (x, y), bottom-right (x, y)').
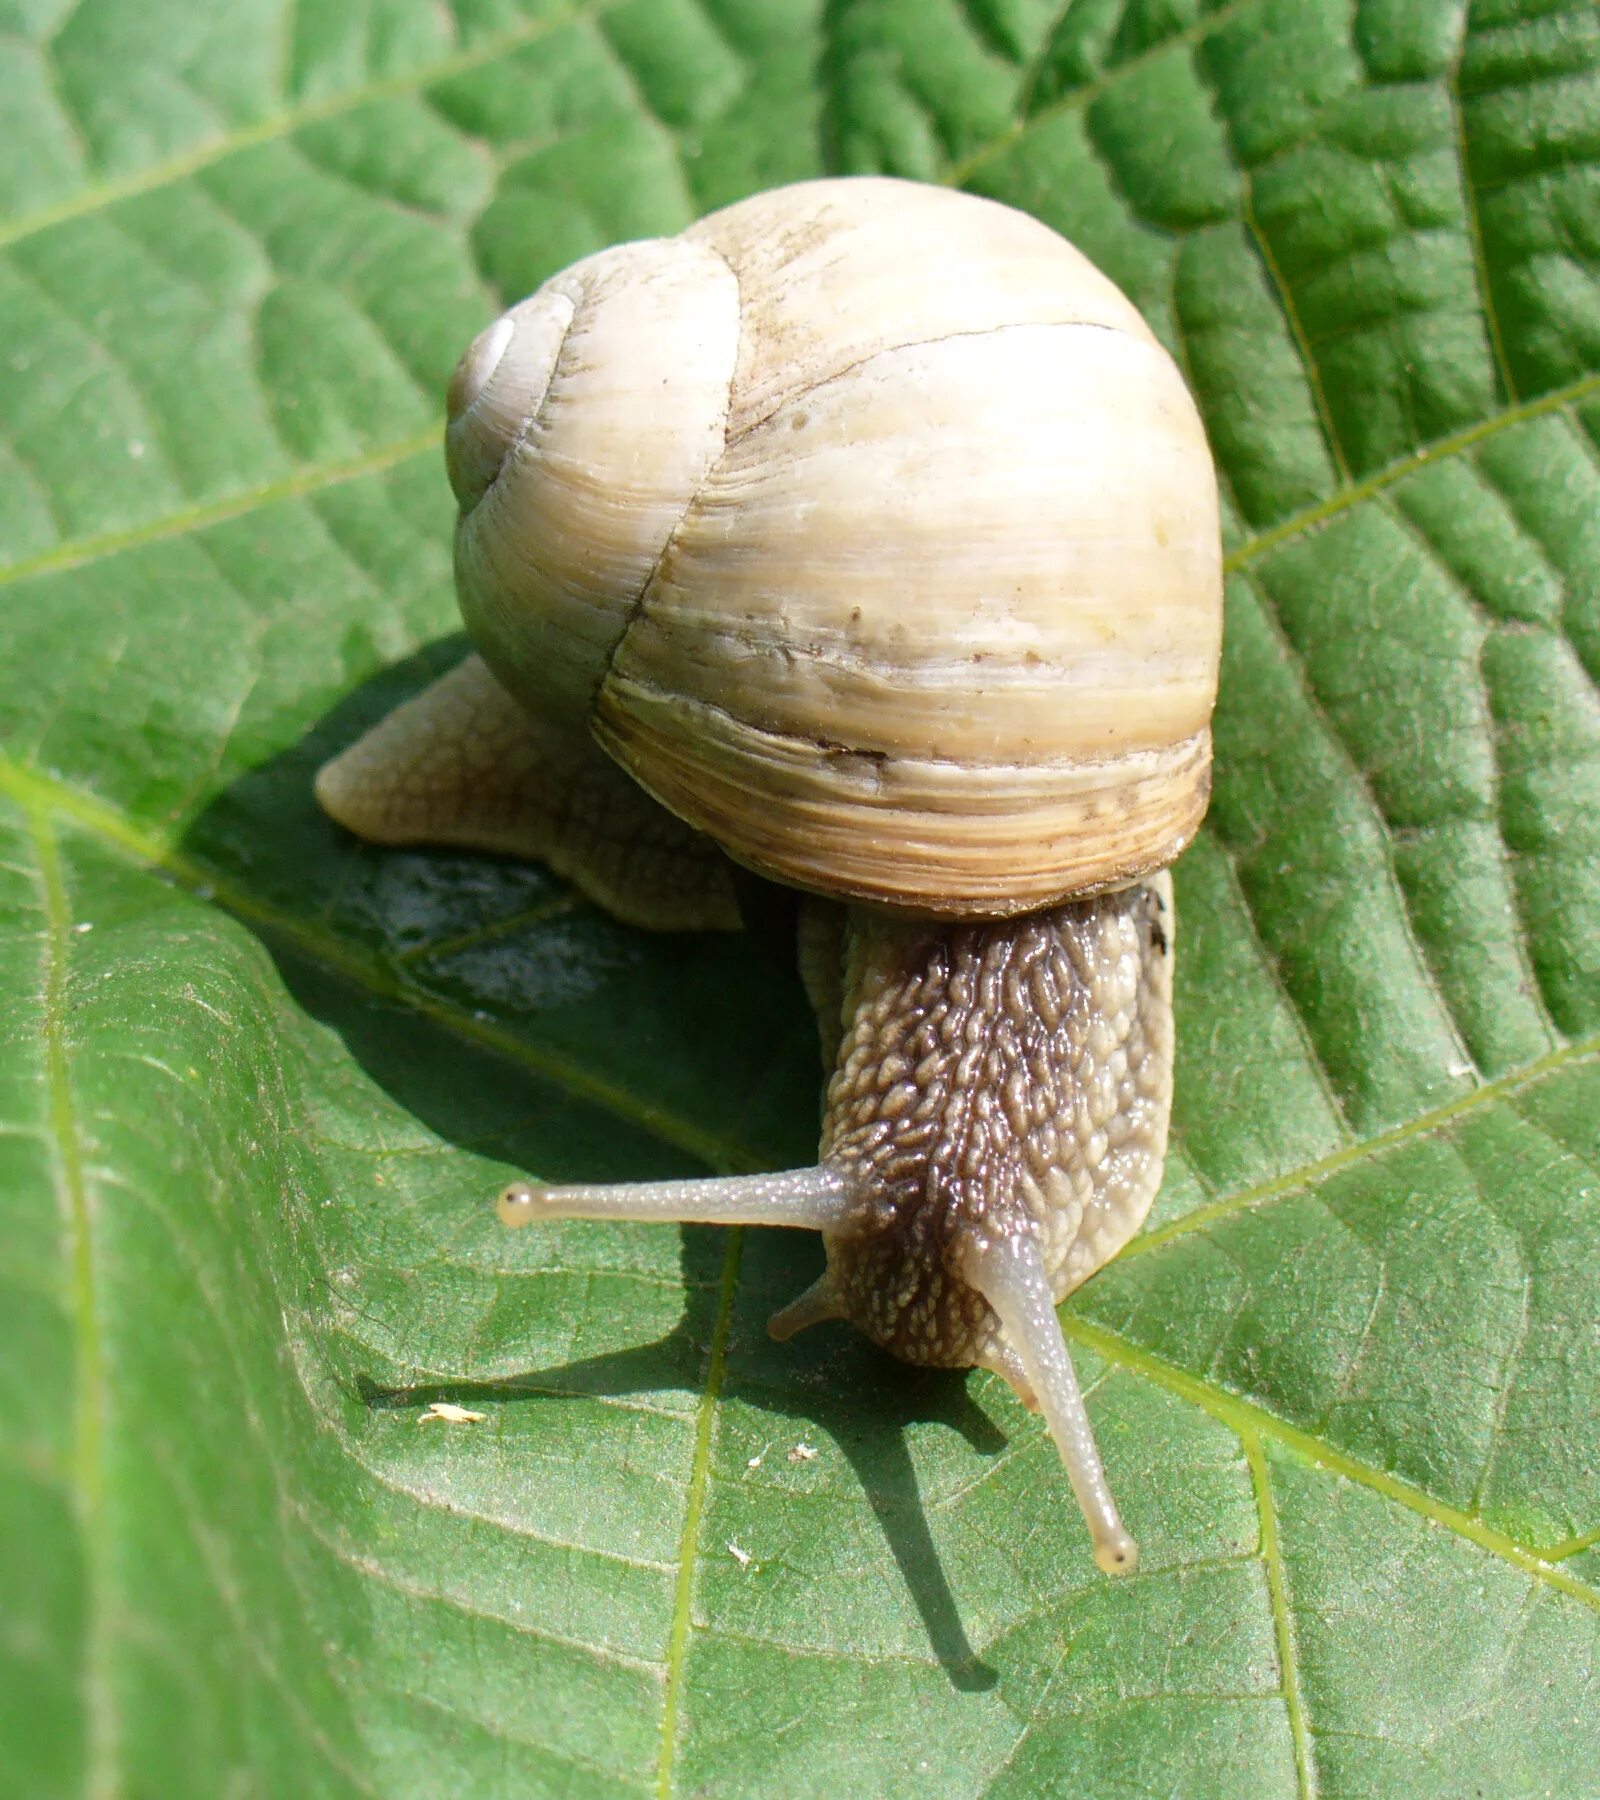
top-left (0, 0), bottom-right (617, 253)
top-left (942, 0), bottom-right (1259, 188)
top-left (1244, 1428), bottom-right (1317, 1800)
top-left (1448, 19), bottom-right (1519, 405)
top-left (1372, 488), bottom-right (1564, 1048)
top-left (1224, 372), bottom-right (1600, 575)
top-left (1187, 52), bottom-right (1351, 486)
top-left (657, 1229), bottom-right (742, 1800)
top-left (1125, 1033), bottom-right (1600, 1260)
top-left (1066, 1316), bottom-right (1600, 1616)
top-left (1198, 828), bottom-right (1356, 1143)
top-left (0, 430), bottom-right (441, 590)
top-left (0, 754), bottom-right (770, 1173)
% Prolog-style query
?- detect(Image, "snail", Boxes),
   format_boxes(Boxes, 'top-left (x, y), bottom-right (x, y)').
top-left (316, 177), bottom-right (1223, 1574)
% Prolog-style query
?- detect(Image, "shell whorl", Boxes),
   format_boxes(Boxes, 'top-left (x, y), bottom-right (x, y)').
top-left (448, 178), bottom-right (1223, 912)
top-left (449, 235), bottom-right (740, 732)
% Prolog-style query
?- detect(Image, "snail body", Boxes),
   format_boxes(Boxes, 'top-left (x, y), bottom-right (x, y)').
top-left (317, 178), bottom-right (1223, 1574)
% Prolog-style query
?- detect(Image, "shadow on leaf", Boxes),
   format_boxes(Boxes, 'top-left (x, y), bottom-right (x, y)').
top-left (355, 1261), bottom-right (1006, 1695)
top-left (177, 647), bottom-right (1006, 1696)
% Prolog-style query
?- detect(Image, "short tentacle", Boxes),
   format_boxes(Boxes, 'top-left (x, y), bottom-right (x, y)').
top-left (977, 1337), bottom-right (1040, 1413)
top-left (766, 1273), bottom-right (848, 1341)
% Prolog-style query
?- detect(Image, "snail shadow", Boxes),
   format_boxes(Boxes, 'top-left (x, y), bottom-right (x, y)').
top-left (179, 646), bottom-right (999, 1693)
top-left (358, 1227), bottom-right (1005, 1694)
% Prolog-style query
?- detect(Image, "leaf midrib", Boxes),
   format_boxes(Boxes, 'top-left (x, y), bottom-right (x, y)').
top-left (28, 804), bottom-right (116, 1798)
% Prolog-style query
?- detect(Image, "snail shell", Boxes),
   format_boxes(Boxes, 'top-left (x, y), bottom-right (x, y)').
top-left (447, 177), bottom-right (1221, 916)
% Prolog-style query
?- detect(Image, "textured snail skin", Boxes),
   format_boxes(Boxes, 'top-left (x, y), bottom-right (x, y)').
top-left (312, 656), bottom-right (737, 932)
top-left (315, 177), bottom-right (1224, 1575)
top-left (813, 878), bottom-right (1173, 1367)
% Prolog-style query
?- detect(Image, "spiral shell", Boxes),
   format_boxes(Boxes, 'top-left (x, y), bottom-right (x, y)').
top-left (448, 177), bottom-right (1222, 916)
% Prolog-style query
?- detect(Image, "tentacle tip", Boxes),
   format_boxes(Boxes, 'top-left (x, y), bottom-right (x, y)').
top-left (764, 1309), bottom-right (802, 1343)
top-left (1094, 1531), bottom-right (1139, 1577)
top-left (765, 1277), bottom-right (843, 1343)
top-left (496, 1183), bottom-right (546, 1229)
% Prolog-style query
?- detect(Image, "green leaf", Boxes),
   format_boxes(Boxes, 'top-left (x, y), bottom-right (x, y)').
top-left (3, 0), bottom-right (1598, 1793)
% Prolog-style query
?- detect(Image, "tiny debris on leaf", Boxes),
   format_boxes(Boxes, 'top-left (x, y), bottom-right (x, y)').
top-left (419, 1401), bottom-right (486, 1425)
top-left (787, 1441), bottom-right (819, 1463)
top-left (728, 1541), bottom-right (753, 1569)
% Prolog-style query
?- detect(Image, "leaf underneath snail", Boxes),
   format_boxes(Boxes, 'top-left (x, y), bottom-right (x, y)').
top-left (316, 177), bottom-right (1223, 1574)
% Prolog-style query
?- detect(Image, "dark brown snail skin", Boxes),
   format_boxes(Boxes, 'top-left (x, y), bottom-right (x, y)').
top-left (316, 176), bottom-right (1222, 1574)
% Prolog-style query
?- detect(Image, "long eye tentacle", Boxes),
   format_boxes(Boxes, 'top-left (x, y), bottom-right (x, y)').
top-left (959, 1227), bottom-right (1138, 1576)
top-left (497, 1163), bottom-right (855, 1231)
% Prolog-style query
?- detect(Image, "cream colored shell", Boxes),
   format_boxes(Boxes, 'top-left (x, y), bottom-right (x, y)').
top-left (448, 177), bottom-right (1222, 916)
